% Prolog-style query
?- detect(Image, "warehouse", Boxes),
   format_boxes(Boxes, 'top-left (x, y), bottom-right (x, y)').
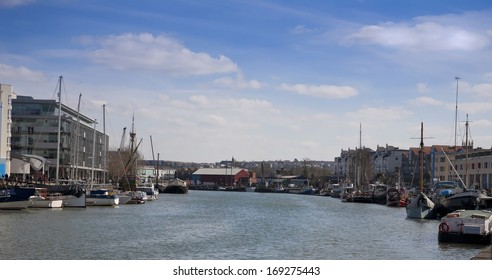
top-left (191, 167), bottom-right (253, 186)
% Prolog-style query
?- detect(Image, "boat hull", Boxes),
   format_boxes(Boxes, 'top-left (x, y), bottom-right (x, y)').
top-left (0, 200), bottom-right (30, 210)
top-left (29, 198), bottom-right (63, 208)
top-left (438, 231), bottom-right (491, 245)
top-left (86, 196), bottom-right (119, 206)
top-left (0, 187), bottom-right (36, 210)
top-left (163, 186), bottom-right (188, 194)
top-left (117, 195), bottom-right (132, 205)
top-left (406, 193), bottom-right (436, 219)
top-left (61, 193), bottom-right (87, 208)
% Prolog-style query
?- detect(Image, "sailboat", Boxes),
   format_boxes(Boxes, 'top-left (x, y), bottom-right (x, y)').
top-left (150, 136), bottom-right (188, 194)
top-left (406, 122), bottom-right (436, 219)
top-left (85, 108), bottom-right (119, 206)
top-left (435, 116), bottom-right (492, 216)
top-left (42, 76), bottom-right (87, 207)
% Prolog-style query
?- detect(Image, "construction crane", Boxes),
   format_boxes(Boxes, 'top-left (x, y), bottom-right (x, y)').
top-left (118, 127), bottom-right (127, 151)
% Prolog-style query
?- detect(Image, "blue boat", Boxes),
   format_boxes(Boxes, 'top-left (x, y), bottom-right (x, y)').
top-left (0, 185), bottom-right (36, 210)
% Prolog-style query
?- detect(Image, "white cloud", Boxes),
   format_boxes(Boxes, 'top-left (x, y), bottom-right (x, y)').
top-left (346, 21), bottom-right (490, 51)
top-left (350, 106), bottom-right (413, 121)
top-left (189, 95), bottom-right (210, 107)
top-left (469, 83), bottom-right (492, 97)
top-left (0, 63), bottom-right (46, 82)
top-left (410, 96), bottom-right (444, 106)
top-left (280, 83), bottom-right (358, 99)
top-left (213, 74), bottom-right (262, 89)
top-left (0, 0), bottom-right (34, 8)
top-left (459, 102), bottom-right (492, 114)
top-left (85, 33), bottom-right (239, 75)
top-left (291, 25), bottom-right (316, 34)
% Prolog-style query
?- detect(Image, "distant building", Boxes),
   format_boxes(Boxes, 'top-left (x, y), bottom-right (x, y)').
top-left (454, 147), bottom-right (492, 190)
top-left (373, 144), bottom-right (406, 176)
top-left (137, 163), bottom-right (177, 182)
top-left (11, 95), bottom-right (108, 182)
top-left (191, 167), bottom-right (253, 186)
top-left (0, 84), bottom-right (15, 176)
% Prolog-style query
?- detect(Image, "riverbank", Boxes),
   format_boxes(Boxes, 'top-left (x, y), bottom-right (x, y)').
top-left (471, 245), bottom-right (492, 259)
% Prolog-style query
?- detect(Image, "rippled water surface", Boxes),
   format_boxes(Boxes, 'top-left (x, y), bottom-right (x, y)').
top-left (0, 190), bottom-right (485, 260)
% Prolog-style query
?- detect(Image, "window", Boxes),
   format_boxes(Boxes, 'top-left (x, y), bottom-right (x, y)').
top-left (28, 127), bottom-right (34, 134)
top-left (28, 138), bottom-right (33, 145)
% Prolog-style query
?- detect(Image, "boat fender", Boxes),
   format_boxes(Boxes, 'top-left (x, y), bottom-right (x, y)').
top-left (439, 222), bottom-right (449, 232)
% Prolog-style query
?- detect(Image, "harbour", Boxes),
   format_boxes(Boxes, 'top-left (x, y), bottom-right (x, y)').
top-left (0, 190), bottom-right (488, 260)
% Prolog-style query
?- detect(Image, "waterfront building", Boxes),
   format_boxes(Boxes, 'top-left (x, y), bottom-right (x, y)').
top-left (137, 163), bottom-right (177, 182)
top-left (430, 145), bottom-right (464, 184)
top-left (11, 95), bottom-right (108, 183)
top-left (191, 167), bottom-right (253, 186)
top-left (0, 84), bottom-right (15, 176)
top-left (454, 147), bottom-right (492, 191)
top-left (373, 144), bottom-right (406, 181)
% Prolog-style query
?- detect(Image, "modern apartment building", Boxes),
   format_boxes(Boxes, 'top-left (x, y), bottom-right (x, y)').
top-left (0, 84), bottom-right (15, 177)
top-left (10, 95), bottom-right (108, 183)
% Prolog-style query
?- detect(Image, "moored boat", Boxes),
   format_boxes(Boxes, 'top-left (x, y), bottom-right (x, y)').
top-left (371, 183), bottom-right (387, 205)
top-left (387, 186), bottom-right (408, 207)
top-left (406, 122), bottom-right (436, 219)
top-left (0, 184), bottom-right (36, 210)
top-left (245, 186), bottom-right (256, 192)
top-left (406, 192), bottom-right (436, 219)
top-left (29, 188), bottom-right (63, 208)
top-left (43, 184), bottom-right (86, 208)
top-left (136, 183), bottom-right (158, 201)
top-left (86, 189), bottom-right (119, 206)
top-left (160, 178), bottom-right (189, 194)
top-left (438, 209), bottom-right (492, 245)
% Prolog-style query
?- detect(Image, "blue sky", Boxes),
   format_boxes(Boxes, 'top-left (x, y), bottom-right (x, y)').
top-left (1, 0), bottom-right (492, 163)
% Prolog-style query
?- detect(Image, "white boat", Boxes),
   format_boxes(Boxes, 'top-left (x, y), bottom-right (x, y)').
top-left (245, 186), bottom-right (256, 192)
top-left (86, 189), bottom-right (119, 206)
top-left (117, 194), bottom-right (132, 204)
top-left (406, 192), bottom-right (435, 219)
top-left (29, 188), bottom-right (63, 208)
top-left (136, 184), bottom-right (158, 201)
top-left (45, 184), bottom-right (86, 208)
top-left (438, 209), bottom-right (492, 245)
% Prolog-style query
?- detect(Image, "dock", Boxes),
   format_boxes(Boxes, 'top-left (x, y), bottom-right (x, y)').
top-left (471, 245), bottom-right (492, 259)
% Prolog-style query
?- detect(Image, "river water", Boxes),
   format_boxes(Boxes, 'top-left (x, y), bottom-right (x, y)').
top-left (0, 190), bottom-right (486, 260)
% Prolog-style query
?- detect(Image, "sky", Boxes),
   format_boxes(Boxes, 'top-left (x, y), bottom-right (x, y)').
top-left (1, 0), bottom-right (492, 163)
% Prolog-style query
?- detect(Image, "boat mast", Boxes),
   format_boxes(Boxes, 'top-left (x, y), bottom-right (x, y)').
top-left (157, 153), bottom-right (160, 186)
top-left (56, 75), bottom-right (62, 185)
top-left (465, 114), bottom-right (469, 188)
top-left (129, 114), bottom-right (136, 189)
top-left (150, 135), bottom-right (156, 184)
top-left (454, 76), bottom-right (461, 147)
top-left (103, 104), bottom-right (107, 185)
top-left (91, 119), bottom-right (97, 190)
top-left (71, 93), bottom-right (82, 181)
top-left (419, 122), bottom-right (424, 193)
